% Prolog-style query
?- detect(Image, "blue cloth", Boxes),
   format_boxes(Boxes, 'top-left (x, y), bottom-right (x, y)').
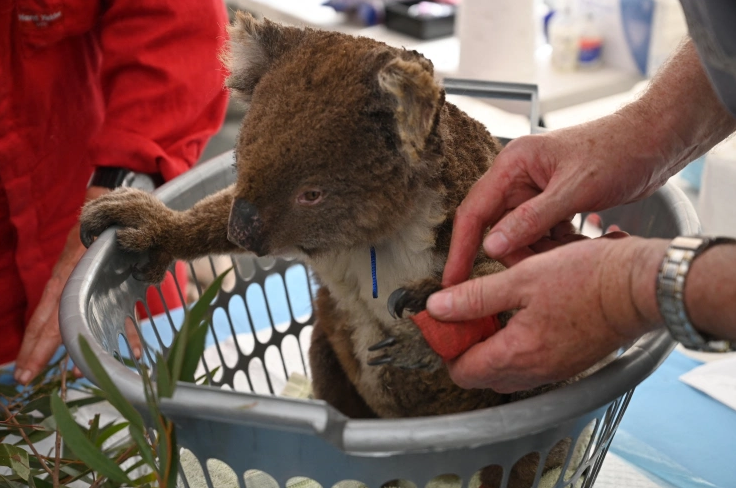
top-left (611, 351), bottom-right (736, 488)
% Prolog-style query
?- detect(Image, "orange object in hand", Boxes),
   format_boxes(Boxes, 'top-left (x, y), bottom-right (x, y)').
top-left (411, 311), bottom-right (501, 361)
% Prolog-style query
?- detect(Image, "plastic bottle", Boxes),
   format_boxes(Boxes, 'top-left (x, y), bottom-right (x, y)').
top-left (577, 12), bottom-right (603, 69)
top-left (548, 1), bottom-right (580, 71)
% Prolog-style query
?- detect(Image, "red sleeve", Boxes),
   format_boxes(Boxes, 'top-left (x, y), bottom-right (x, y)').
top-left (86, 0), bottom-right (229, 181)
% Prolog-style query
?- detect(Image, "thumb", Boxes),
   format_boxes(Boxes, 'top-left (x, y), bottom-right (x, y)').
top-left (484, 191), bottom-right (572, 258)
top-left (426, 270), bottom-right (523, 322)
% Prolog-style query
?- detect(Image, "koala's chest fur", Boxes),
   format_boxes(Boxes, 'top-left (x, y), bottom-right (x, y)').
top-left (309, 199), bottom-right (445, 409)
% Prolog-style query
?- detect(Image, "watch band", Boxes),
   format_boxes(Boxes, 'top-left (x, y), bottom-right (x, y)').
top-left (89, 167), bottom-right (162, 191)
top-left (656, 236), bottom-right (736, 352)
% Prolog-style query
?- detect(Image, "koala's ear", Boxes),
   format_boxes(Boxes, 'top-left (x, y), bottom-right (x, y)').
top-left (222, 11), bottom-right (303, 104)
top-left (378, 57), bottom-right (441, 165)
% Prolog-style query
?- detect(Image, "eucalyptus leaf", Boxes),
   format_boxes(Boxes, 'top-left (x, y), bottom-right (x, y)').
top-left (94, 421), bottom-right (130, 449)
top-left (30, 476), bottom-right (55, 488)
top-left (50, 391), bottom-right (132, 485)
top-left (156, 352), bottom-right (174, 399)
top-left (129, 425), bottom-right (157, 470)
top-left (168, 269), bottom-right (231, 383)
top-left (78, 335), bottom-right (144, 431)
top-left (0, 444), bottom-right (31, 481)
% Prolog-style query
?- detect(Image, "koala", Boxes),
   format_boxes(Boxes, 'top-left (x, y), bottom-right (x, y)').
top-left (80, 12), bottom-right (572, 487)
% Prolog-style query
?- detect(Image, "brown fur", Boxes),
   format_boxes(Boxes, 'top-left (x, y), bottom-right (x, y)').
top-left (80, 12), bottom-right (570, 486)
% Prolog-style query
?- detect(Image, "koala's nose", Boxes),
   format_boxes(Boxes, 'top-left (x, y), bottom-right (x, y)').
top-left (228, 198), bottom-right (267, 256)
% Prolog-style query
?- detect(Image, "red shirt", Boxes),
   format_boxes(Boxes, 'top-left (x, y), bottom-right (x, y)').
top-left (0, 0), bottom-right (229, 364)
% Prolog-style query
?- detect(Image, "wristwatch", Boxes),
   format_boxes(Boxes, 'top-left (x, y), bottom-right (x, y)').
top-left (88, 167), bottom-right (162, 191)
top-left (656, 236), bottom-right (736, 352)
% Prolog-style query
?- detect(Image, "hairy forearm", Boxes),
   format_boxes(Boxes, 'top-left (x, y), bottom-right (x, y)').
top-left (621, 39), bottom-right (736, 180)
top-left (628, 238), bottom-right (736, 343)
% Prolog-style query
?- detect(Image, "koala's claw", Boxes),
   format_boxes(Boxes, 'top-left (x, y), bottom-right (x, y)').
top-left (388, 287), bottom-right (426, 319)
top-left (367, 355), bottom-right (394, 366)
top-left (368, 336), bottom-right (396, 351)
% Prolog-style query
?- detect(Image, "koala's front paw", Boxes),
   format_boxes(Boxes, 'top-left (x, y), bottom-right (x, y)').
top-left (367, 317), bottom-right (443, 372)
top-left (80, 188), bottom-right (177, 283)
top-left (368, 279), bottom-right (445, 371)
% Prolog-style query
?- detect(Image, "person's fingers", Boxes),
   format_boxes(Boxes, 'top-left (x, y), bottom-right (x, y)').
top-left (14, 278), bottom-right (65, 384)
top-left (125, 317), bottom-right (143, 359)
top-left (495, 246), bottom-right (536, 268)
top-left (442, 152), bottom-right (541, 286)
top-left (602, 230), bottom-right (629, 239)
top-left (447, 316), bottom-right (545, 392)
top-left (482, 191), bottom-right (573, 260)
top-left (427, 270), bottom-right (524, 322)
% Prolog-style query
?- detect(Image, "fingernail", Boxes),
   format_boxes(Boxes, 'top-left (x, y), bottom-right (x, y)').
top-left (427, 292), bottom-right (453, 318)
top-left (484, 232), bottom-right (509, 257)
top-left (14, 369), bottom-right (31, 385)
top-left (133, 347), bottom-right (142, 358)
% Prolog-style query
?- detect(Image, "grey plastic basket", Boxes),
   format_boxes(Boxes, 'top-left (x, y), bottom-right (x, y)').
top-left (60, 149), bottom-right (700, 488)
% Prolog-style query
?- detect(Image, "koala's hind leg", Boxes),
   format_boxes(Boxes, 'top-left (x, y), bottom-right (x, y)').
top-left (309, 288), bottom-right (377, 419)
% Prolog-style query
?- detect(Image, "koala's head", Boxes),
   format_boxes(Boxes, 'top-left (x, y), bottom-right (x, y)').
top-left (223, 12), bottom-right (444, 257)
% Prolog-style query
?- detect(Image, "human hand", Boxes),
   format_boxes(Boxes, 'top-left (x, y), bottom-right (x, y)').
top-left (427, 234), bottom-right (667, 393)
top-left (14, 187), bottom-right (143, 384)
top-left (443, 114), bottom-right (675, 286)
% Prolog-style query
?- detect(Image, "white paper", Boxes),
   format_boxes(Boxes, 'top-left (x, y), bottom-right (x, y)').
top-left (679, 354), bottom-right (736, 412)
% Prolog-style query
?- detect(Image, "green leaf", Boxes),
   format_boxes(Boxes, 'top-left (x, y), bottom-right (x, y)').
top-left (129, 425), bottom-right (157, 470)
top-left (20, 394), bottom-right (52, 416)
top-left (155, 352), bottom-right (174, 399)
top-left (65, 395), bottom-right (107, 410)
top-left (88, 413), bottom-right (101, 443)
top-left (50, 390), bottom-right (132, 485)
top-left (0, 384), bottom-right (20, 398)
top-left (123, 457), bottom-right (149, 474)
top-left (194, 365), bottom-right (221, 385)
top-left (168, 268), bottom-right (231, 384)
top-left (30, 476), bottom-right (55, 488)
top-left (0, 444), bottom-right (31, 481)
top-left (179, 321), bottom-right (209, 384)
top-left (78, 335), bottom-right (144, 430)
top-left (94, 421), bottom-right (130, 449)
top-left (0, 474), bottom-right (29, 488)
top-left (131, 471), bottom-right (158, 485)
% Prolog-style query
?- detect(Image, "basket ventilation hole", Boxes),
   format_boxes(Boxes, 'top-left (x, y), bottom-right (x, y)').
top-left (564, 419), bottom-right (597, 481)
top-left (332, 480), bottom-right (368, 488)
top-left (265, 273), bottom-right (292, 333)
top-left (228, 293), bottom-right (255, 356)
top-left (471, 465), bottom-right (503, 488)
top-left (248, 356), bottom-right (273, 395)
top-left (204, 458), bottom-right (238, 487)
top-left (246, 283), bottom-right (273, 344)
top-left (244, 469), bottom-right (278, 488)
top-left (298, 325), bottom-right (314, 378)
top-left (286, 476), bottom-right (323, 488)
top-left (281, 334), bottom-right (307, 377)
top-left (285, 264), bottom-right (314, 324)
top-left (379, 479), bottom-right (416, 488)
top-left (233, 369), bottom-right (250, 392)
top-left (426, 474), bottom-right (460, 488)
top-left (195, 340), bottom-right (224, 385)
top-left (510, 452), bottom-right (541, 488)
top-left (212, 306), bottom-right (239, 369)
top-left (135, 297), bottom-right (174, 351)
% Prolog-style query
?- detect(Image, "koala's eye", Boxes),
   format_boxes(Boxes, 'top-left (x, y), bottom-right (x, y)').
top-left (297, 189), bottom-right (324, 206)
